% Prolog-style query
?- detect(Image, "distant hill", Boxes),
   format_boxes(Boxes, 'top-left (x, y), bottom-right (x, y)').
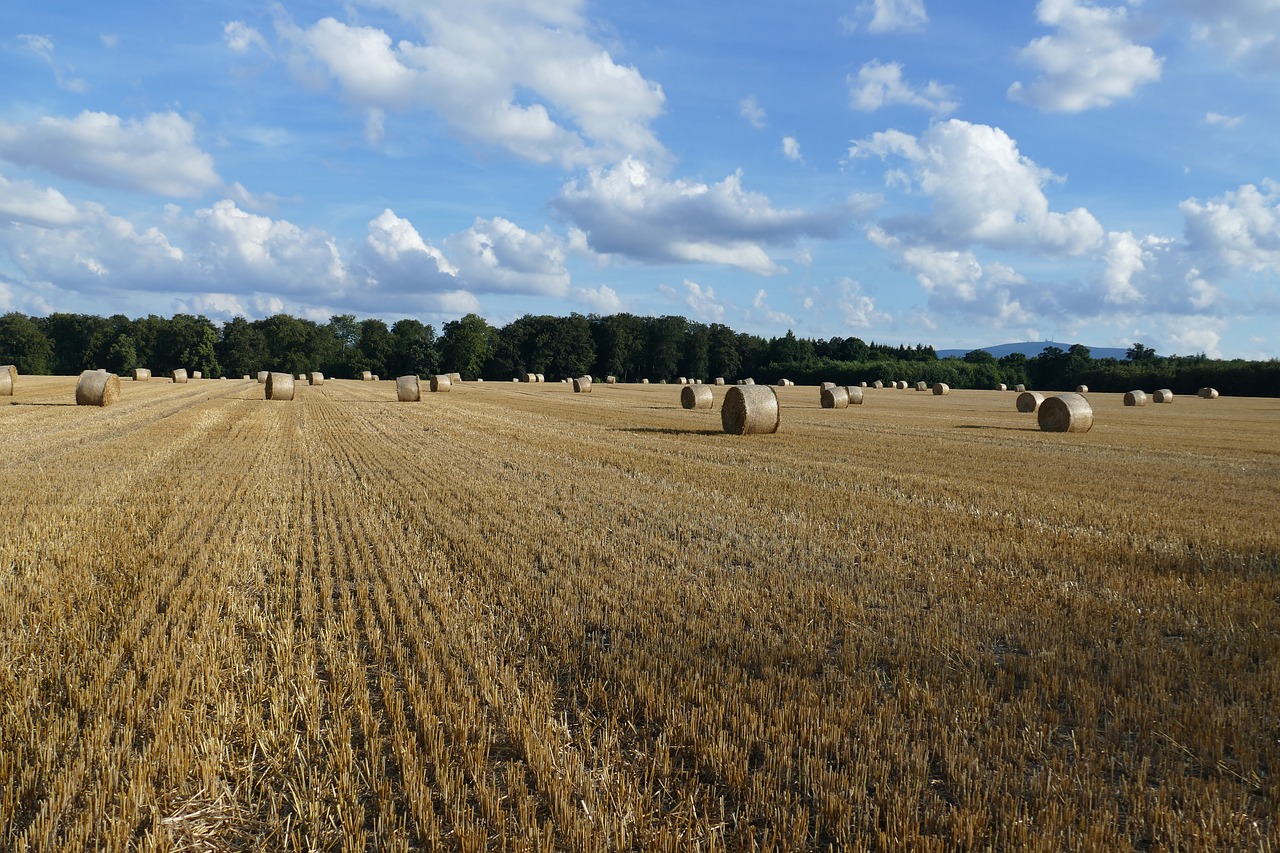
top-left (935, 341), bottom-right (1135, 360)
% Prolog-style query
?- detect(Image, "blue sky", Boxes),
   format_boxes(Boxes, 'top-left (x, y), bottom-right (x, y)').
top-left (2, 0), bottom-right (1278, 358)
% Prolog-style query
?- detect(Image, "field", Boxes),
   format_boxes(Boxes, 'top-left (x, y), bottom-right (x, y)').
top-left (1, 376), bottom-right (1277, 851)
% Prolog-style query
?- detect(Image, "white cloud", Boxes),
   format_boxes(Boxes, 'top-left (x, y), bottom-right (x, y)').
top-left (751, 289), bottom-right (795, 326)
top-left (274, 2), bottom-right (666, 166)
top-left (0, 111), bottom-right (220, 197)
top-left (782, 136), bottom-right (803, 162)
top-left (682, 280), bottom-right (726, 322)
top-left (0, 173), bottom-right (80, 227)
top-left (1180, 180), bottom-right (1280, 272)
top-left (848, 60), bottom-right (958, 114)
top-left (1204, 112), bottom-right (1244, 128)
top-left (850, 119), bottom-right (1104, 255)
top-left (740, 96), bottom-right (767, 129)
top-left (442, 216), bottom-right (570, 295)
top-left (362, 209), bottom-right (458, 293)
top-left (18, 34), bottom-right (87, 93)
top-left (190, 199), bottom-right (347, 293)
top-left (1169, 0), bottom-right (1280, 67)
top-left (847, 0), bottom-right (929, 33)
top-left (572, 283), bottom-right (623, 313)
top-left (223, 21), bottom-right (268, 54)
top-left (1008, 0), bottom-right (1162, 112)
top-left (821, 277), bottom-right (893, 329)
top-left (554, 158), bottom-right (848, 274)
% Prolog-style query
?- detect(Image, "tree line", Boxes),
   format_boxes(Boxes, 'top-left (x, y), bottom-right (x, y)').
top-left (0, 311), bottom-right (1275, 396)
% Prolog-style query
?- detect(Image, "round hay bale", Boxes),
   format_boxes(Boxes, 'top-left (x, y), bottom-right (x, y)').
top-left (1038, 393), bottom-right (1094, 433)
top-left (678, 377), bottom-right (688, 385)
top-left (0, 370), bottom-right (12, 396)
top-left (820, 386), bottom-right (849, 409)
top-left (820, 381), bottom-right (836, 390)
top-left (309, 372), bottom-right (324, 385)
top-left (295, 373), bottom-right (305, 381)
top-left (189, 371), bottom-right (200, 380)
top-left (776, 378), bottom-right (793, 387)
top-left (536, 373), bottom-right (545, 383)
top-left (721, 385), bottom-right (779, 435)
top-left (932, 383), bottom-right (950, 396)
top-left (607, 375), bottom-right (618, 384)
top-left (359, 370), bottom-right (371, 381)
top-left (1153, 389), bottom-right (1174, 404)
top-left (681, 384), bottom-right (713, 410)
top-left (2, 364), bottom-right (16, 383)
top-left (242, 374), bottom-right (251, 380)
top-left (171, 368), bottom-right (188, 383)
top-left (1075, 384), bottom-right (1088, 393)
top-left (742, 378), bottom-right (755, 385)
top-left (996, 383), bottom-right (1007, 391)
top-left (265, 372), bottom-right (295, 400)
top-left (916, 381), bottom-right (928, 391)
top-left (76, 370), bottom-right (120, 406)
top-left (257, 371), bottom-right (269, 383)
top-left (1015, 384), bottom-right (1026, 393)
top-left (1198, 387), bottom-right (1219, 399)
top-left (398, 375), bottom-right (422, 401)
top-left (429, 374), bottom-right (452, 392)
top-left (524, 373), bottom-right (537, 383)
top-left (714, 377), bottom-right (725, 386)
top-left (641, 378), bottom-right (649, 384)
top-left (131, 368), bottom-right (151, 381)
top-left (859, 381), bottom-right (868, 388)
top-left (1016, 391), bottom-right (1045, 413)
top-left (845, 385), bottom-right (865, 405)
top-left (573, 376), bottom-right (592, 393)
top-left (449, 372), bottom-right (462, 384)
top-left (1123, 390), bottom-right (1148, 406)
top-left (872, 380), bottom-right (884, 389)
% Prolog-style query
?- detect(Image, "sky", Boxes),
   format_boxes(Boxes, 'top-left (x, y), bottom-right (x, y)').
top-left (2, 1), bottom-right (1279, 359)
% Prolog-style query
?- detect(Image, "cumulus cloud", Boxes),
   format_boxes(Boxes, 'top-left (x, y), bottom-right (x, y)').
top-left (223, 21), bottom-right (269, 54)
top-left (682, 280), bottom-right (727, 323)
top-left (0, 111), bottom-right (220, 197)
top-left (572, 283), bottom-right (623, 313)
top-left (1169, 0), bottom-right (1280, 68)
top-left (850, 119), bottom-right (1104, 255)
top-left (1008, 0), bottom-right (1162, 112)
top-left (554, 158), bottom-right (849, 275)
top-left (782, 136), bottom-right (803, 162)
top-left (442, 216), bottom-right (570, 295)
top-left (0, 173), bottom-right (81, 227)
top-left (361, 209), bottom-right (458, 294)
top-left (1180, 180), bottom-right (1280, 272)
top-left (272, 1), bottom-right (666, 166)
top-left (740, 96), bottom-right (767, 129)
top-left (846, 0), bottom-right (929, 33)
top-left (848, 60), bottom-right (958, 114)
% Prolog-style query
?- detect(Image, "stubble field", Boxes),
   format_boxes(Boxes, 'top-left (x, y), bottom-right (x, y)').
top-left (1, 376), bottom-right (1277, 851)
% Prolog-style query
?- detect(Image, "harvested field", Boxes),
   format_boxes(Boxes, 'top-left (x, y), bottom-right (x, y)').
top-left (1, 380), bottom-right (1278, 851)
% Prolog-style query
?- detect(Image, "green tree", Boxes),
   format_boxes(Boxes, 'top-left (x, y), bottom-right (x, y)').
top-left (0, 312), bottom-right (54, 374)
top-left (357, 319), bottom-right (394, 377)
top-left (707, 323), bottom-right (741, 381)
top-left (389, 318), bottom-right (438, 377)
top-left (440, 314), bottom-right (496, 379)
top-left (1126, 342), bottom-right (1159, 364)
top-left (218, 317), bottom-right (270, 378)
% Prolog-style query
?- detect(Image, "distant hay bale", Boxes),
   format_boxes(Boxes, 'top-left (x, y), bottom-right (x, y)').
top-left (573, 376), bottom-right (592, 393)
top-left (714, 377), bottom-right (725, 385)
top-left (821, 381), bottom-right (836, 390)
top-left (76, 370), bottom-right (120, 407)
top-left (524, 373), bottom-right (536, 383)
top-left (398, 375), bottom-right (422, 401)
top-left (777, 378), bottom-right (793, 387)
top-left (1198, 387), bottom-right (1219, 399)
top-left (1038, 393), bottom-right (1094, 433)
top-left (933, 383), bottom-right (950, 395)
top-left (1153, 389), bottom-right (1174, 403)
top-left (132, 368), bottom-right (151, 381)
top-left (1016, 391), bottom-right (1045, 413)
top-left (296, 373), bottom-right (305, 381)
top-left (681, 383), bottom-right (713, 410)
top-left (309, 372), bottom-right (324, 385)
top-left (641, 378), bottom-right (649, 384)
top-left (2, 364), bottom-right (16, 383)
top-left (429, 374), bottom-right (452, 392)
top-left (607, 375), bottom-right (618, 384)
top-left (859, 381), bottom-right (867, 388)
top-left (372, 375), bottom-right (379, 382)
top-left (0, 368), bottom-right (13, 397)
top-left (893, 381), bottom-right (904, 389)
top-left (820, 386), bottom-right (849, 408)
top-left (536, 373), bottom-right (545, 383)
top-left (742, 378), bottom-right (755, 385)
top-left (190, 371), bottom-right (201, 380)
top-left (872, 380), bottom-right (884, 389)
top-left (916, 381), bottom-right (928, 391)
top-left (721, 385), bottom-right (779, 435)
top-left (845, 386), bottom-right (864, 405)
top-left (362, 371), bottom-right (373, 381)
top-left (258, 371), bottom-right (269, 383)
top-left (1015, 384), bottom-right (1026, 393)
top-left (1075, 384), bottom-right (1088, 393)
top-left (265, 372), bottom-right (295, 401)
top-left (1123, 390), bottom-right (1148, 406)
top-left (242, 374), bottom-right (251, 380)
top-left (996, 383), bottom-right (1007, 391)
top-left (679, 377), bottom-right (688, 385)
top-left (172, 368), bottom-right (188, 383)
top-left (449, 372), bottom-right (462, 384)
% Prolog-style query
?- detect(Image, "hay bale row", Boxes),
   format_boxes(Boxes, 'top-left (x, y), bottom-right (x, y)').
top-left (132, 368), bottom-right (151, 381)
top-left (172, 368), bottom-right (188, 384)
top-left (820, 386), bottom-right (849, 409)
top-left (777, 378), bottom-right (794, 386)
top-left (1016, 391), bottom-right (1045, 413)
top-left (1153, 389), bottom-right (1174, 404)
top-left (932, 383), bottom-right (950, 396)
top-left (398, 375), bottom-right (421, 401)
top-left (573, 376), bottom-right (592, 393)
top-left (722, 385), bottom-right (779, 435)
top-left (265, 372), bottom-right (294, 401)
top-left (681, 384), bottom-right (713, 410)
top-left (1123, 390), bottom-right (1148, 406)
top-left (1038, 393), bottom-right (1093, 433)
top-left (430, 374), bottom-right (451, 392)
top-left (76, 370), bottom-right (120, 407)
top-left (1198, 387), bottom-right (1219, 399)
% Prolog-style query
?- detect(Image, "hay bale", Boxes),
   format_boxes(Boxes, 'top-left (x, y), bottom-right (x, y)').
top-left (1016, 391), bottom-right (1045, 413)
top-left (1123, 390), bottom-right (1148, 406)
top-left (2, 364), bottom-right (16, 383)
top-left (641, 378), bottom-right (649, 384)
top-left (524, 373), bottom-right (537, 383)
top-left (714, 377), bottom-right (725, 385)
top-left (1015, 384), bottom-right (1026, 393)
top-left (512, 377), bottom-right (520, 382)
top-left (295, 373), bottom-right (305, 381)
top-left (820, 386), bottom-right (849, 408)
top-left (681, 384), bottom-right (713, 410)
top-left (872, 380), bottom-right (884, 389)
top-left (1153, 389), bottom-right (1174, 404)
top-left (845, 385), bottom-right (865, 405)
top-left (172, 368), bottom-right (188, 383)
top-left (573, 376), bottom-right (592, 393)
top-left (996, 383), bottom-right (1007, 391)
top-left (242, 374), bottom-right (251, 380)
top-left (1038, 393), bottom-right (1093, 433)
top-left (0, 368), bottom-right (13, 397)
top-left (742, 378), bottom-right (755, 385)
top-left (859, 381), bottom-right (868, 388)
top-left (678, 377), bottom-right (688, 385)
top-left (607, 375), bottom-right (618, 384)
top-left (932, 383), bottom-right (950, 396)
top-left (777, 378), bottom-right (793, 387)
top-left (449, 372), bottom-right (462, 384)
top-left (265, 372), bottom-right (294, 401)
top-left (430, 374), bottom-right (452, 392)
top-left (360, 370), bottom-right (372, 381)
top-left (309, 372), bottom-right (324, 385)
top-left (721, 385), bottom-right (779, 435)
top-left (1198, 387), bottom-right (1219, 399)
top-left (1075, 384), bottom-right (1088, 393)
top-left (191, 371), bottom-right (202, 380)
top-left (820, 381), bottom-right (835, 390)
top-left (398, 375), bottom-right (422, 401)
top-left (536, 373), bottom-right (545, 383)
top-left (132, 368), bottom-right (151, 381)
top-left (75, 370), bottom-right (119, 406)
top-left (258, 371), bottom-right (269, 383)
top-left (916, 381), bottom-right (928, 391)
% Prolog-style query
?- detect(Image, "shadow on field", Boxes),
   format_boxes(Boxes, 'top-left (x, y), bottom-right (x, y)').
top-left (954, 424), bottom-right (1039, 432)
top-left (8, 402), bottom-right (75, 407)
top-left (615, 426), bottom-right (725, 437)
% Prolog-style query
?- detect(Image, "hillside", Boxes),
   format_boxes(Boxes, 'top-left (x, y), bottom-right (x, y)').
top-left (935, 341), bottom-right (1135, 360)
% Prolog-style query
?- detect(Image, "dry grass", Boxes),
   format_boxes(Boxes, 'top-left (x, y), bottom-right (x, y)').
top-left (1, 380), bottom-right (1277, 851)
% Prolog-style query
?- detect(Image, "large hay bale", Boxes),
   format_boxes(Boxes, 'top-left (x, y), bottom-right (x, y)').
top-left (1038, 393), bottom-right (1094, 433)
top-left (820, 386), bottom-right (849, 408)
top-left (1016, 391), bottom-right (1045, 413)
top-left (1075, 384), bottom-right (1089, 393)
top-left (429, 374), bottom-right (452, 392)
top-left (820, 381), bottom-right (836, 390)
top-left (132, 368), bottom-right (151, 381)
top-left (1153, 389), bottom-right (1174, 404)
top-left (721, 385), bottom-right (779, 435)
top-left (172, 368), bottom-right (188, 383)
top-left (398, 375), bottom-right (422, 401)
top-left (309, 372), bottom-right (324, 385)
top-left (1123, 390), bottom-right (1148, 406)
top-left (265, 372), bottom-right (294, 401)
top-left (681, 384), bottom-right (713, 410)
top-left (573, 376), bottom-right (592, 393)
top-left (0, 370), bottom-right (12, 397)
top-left (76, 370), bottom-right (119, 406)
top-left (258, 371), bottom-right (269, 383)
top-left (1198, 387), bottom-right (1219, 399)
top-left (916, 381), bottom-right (928, 391)
top-left (844, 385), bottom-right (865, 405)
top-left (933, 383), bottom-right (950, 395)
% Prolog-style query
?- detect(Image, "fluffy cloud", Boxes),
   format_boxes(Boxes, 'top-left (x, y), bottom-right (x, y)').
top-left (266, 0), bottom-right (665, 166)
top-left (740, 96), bottom-right (767, 129)
top-left (0, 173), bottom-right (80, 227)
top-left (682, 280), bottom-right (727, 323)
top-left (223, 21), bottom-right (268, 54)
top-left (360, 209), bottom-right (458, 293)
top-left (554, 158), bottom-right (849, 274)
top-left (1008, 0), bottom-right (1162, 112)
top-left (1180, 181), bottom-right (1280, 272)
top-left (846, 0), bottom-right (929, 33)
top-left (1169, 0), bottom-right (1280, 67)
top-left (848, 61), bottom-right (958, 114)
top-left (850, 119), bottom-right (1104, 255)
top-left (572, 284), bottom-right (623, 313)
top-left (0, 111), bottom-right (220, 197)
top-left (782, 137), bottom-right (803, 162)
top-left (442, 216), bottom-right (570, 295)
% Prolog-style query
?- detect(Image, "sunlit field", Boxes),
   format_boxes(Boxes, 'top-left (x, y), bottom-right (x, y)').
top-left (2, 376), bottom-right (1277, 851)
